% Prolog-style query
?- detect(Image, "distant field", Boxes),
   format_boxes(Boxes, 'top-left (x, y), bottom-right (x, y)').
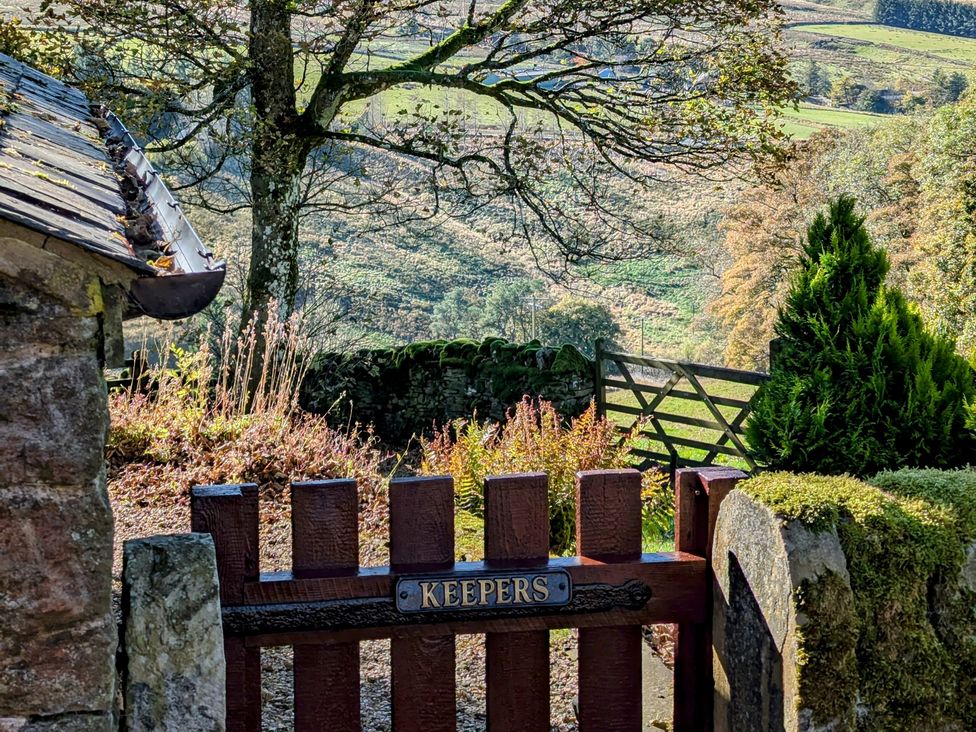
top-left (779, 102), bottom-right (884, 139)
top-left (794, 22), bottom-right (976, 64)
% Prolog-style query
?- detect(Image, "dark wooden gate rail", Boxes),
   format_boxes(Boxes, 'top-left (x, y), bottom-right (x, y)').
top-left (595, 340), bottom-right (768, 478)
top-left (190, 467), bottom-right (744, 732)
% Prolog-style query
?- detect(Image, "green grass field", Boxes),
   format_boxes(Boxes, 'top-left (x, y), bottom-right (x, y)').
top-left (795, 22), bottom-right (976, 64)
top-left (779, 102), bottom-right (886, 138)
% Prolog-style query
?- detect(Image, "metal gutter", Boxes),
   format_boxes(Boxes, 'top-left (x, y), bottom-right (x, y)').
top-left (106, 112), bottom-right (227, 320)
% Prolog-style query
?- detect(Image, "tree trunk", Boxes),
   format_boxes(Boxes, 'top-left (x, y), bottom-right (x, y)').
top-left (243, 141), bottom-right (307, 329)
top-left (241, 0), bottom-right (306, 332)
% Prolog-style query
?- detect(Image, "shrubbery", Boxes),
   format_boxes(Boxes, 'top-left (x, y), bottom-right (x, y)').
top-left (109, 320), bottom-right (664, 559)
top-left (108, 315), bottom-right (388, 528)
top-left (420, 398), bottom-right (671, 555)
top-left (748, 195), bottom-right (976, 475)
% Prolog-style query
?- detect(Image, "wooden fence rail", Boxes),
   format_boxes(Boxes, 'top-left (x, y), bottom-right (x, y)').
top-left (105, 349), bottom-right (149, 392)
top-left (595, 340), bottom-right (769, 479)
top-left (190, 467), bottom-right (744, 732)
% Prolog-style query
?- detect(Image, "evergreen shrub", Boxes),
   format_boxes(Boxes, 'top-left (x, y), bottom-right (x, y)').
top-left (747, 195), bottom-right (976, 475)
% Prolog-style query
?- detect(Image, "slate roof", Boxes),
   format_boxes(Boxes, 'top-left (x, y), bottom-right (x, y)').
top-left (0, 52), bottom-right (154, 273)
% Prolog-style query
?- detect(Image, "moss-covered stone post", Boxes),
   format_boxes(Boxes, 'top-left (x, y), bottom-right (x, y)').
top-left (711, 487), bottom-right (858, 732)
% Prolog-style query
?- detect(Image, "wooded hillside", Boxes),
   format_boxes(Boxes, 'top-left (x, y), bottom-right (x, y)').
top-left (876, 0), bottom-right (976, 38)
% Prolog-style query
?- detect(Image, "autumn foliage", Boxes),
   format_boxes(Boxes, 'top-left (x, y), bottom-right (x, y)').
top-left (107, 314), bottom-right (388, 527)
top-left (421, 398), bottom-right (670, 555)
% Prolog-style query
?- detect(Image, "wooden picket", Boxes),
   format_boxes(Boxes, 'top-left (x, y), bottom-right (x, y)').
top-left (484, 474), bottom-right (550, 730)
top-left (190, 467), bottom-right (743, 732)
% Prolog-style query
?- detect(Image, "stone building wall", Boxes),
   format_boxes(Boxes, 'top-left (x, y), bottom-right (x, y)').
top-left (300, 337), bottom-right (596, 445)
top-left (0, 237), bottom-right (122, 731)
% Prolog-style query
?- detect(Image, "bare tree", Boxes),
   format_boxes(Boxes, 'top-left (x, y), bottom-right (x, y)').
top-left (42, 0), bottom-right (795, 335)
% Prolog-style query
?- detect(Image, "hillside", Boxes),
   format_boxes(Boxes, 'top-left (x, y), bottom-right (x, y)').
top-left (778, 1), bottom-right (976, 136)
top-left (185, 164), bottom-right (736, 361)
top-left (292, 2), bottom-right (976, 359)
top-left (9, 1), bottom-right (974, 364)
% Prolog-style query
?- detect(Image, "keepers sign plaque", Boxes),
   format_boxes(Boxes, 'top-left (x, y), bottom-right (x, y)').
top-left (395, 569), bottom-right (572, 613)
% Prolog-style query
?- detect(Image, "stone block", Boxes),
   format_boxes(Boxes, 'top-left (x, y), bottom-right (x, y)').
top-left (711, 490), bottom-right (857, 732)
top-left (0, 354), bottom-right (107, 485)
top-left (0, 482), bottom-right (116, 717)
top-left (0, 712), bottom-right (114, 731)
top-left (122, 534), bottom-right (225, 732)
top-left (0, 272), bottom-right (101, 360)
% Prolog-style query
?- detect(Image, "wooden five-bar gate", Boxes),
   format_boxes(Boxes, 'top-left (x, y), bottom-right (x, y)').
top-left (595, 340), bottom-right (769, 480)
top-left (191, 467), bottom-right (743, 732)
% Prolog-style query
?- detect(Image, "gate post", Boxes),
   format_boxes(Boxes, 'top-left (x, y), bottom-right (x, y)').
top-left (673, 468), bottom-right (745, 732)
top-left (594, 338), bottom-right (607, 418)
top-left (190, 483), bottom-right (262, 732)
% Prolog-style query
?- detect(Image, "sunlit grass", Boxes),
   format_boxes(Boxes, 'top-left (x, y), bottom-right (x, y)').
top-left (778, 103), bottom-right (885, 139)
top-left (795, 22), bottom-right (976, 63)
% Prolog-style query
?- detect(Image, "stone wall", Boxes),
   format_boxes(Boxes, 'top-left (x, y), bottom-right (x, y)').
top-left (301, 338), bottom-right (595, 445)
top-left (0, 239), bottom-right (121, 730)
top-left (712, 470), bottom-right (976, 732)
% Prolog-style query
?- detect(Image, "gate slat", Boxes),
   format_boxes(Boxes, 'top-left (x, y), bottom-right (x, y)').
top-left (291, 480), bottom-right (361, 732)
top-left (576, 470), bottom-right (643, 732)
top-left (190, 484), bottom-right (262, 732)
top-left (484, 473), bottom-right (551, 732)
top-left (389, 476), bottom-right (457, 732)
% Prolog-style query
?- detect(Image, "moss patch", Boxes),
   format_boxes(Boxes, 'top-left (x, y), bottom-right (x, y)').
top-left (740, 470), bottom-right (976, 731)
top-left (794, 570), bottom-right (859, 730)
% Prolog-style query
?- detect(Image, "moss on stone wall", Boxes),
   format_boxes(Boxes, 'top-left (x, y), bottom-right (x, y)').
top-left (300, 337), bottom-right (595, 445)
top-left (740, 470), bottom-right (976, 731)
top-left (793, 570), bottom-right (860, 730)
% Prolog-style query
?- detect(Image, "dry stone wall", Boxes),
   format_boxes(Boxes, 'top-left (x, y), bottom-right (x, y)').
top-left (301, 338), bottom-right (596, 445)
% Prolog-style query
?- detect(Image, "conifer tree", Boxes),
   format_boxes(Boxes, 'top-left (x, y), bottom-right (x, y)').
top-left (747, 195), bottom-right (976, 475)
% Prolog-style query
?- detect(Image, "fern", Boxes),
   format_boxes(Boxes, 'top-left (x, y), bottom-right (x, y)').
top-left (420, 398), bottom-right (670, 555)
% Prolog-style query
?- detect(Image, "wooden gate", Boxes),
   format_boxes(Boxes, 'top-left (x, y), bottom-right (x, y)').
top-left (191, 467), bottom-right (743, 732)
top-left (595, 340), bottom-right (768, 478)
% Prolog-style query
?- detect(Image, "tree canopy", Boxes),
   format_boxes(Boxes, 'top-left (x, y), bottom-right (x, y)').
top-left (41, 0), bottom-right (795, 332)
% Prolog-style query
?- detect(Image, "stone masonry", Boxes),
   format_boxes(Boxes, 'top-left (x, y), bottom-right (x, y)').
top-left (0, 237), bottom-right (120, 731)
